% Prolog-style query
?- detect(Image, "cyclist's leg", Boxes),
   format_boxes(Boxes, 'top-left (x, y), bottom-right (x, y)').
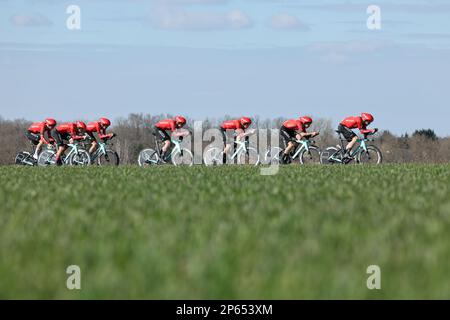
top-left (281, 127), bottom-right (296, 153)
top-left (156, 129), bottom-right (171, 158)
top-left (26, 131), bottom-right (41, 158)
top-left (53, 132), bottom-right (67, 165)
top-left (338, 124), bottom-right (357, 156)
top-left (220, 128), bottom-right (228, 163)
top-left (87, 132), bottom-right (98, 154)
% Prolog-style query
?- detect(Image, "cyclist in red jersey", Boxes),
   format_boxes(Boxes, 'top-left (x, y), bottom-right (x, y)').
top-left (26, 118), bottom-right (57, 159)
top-left (53, 121), bottom-right (87, 165)
top-left (220, 117), bottom-right (254, 164)
top-left (86, 118), bottom-right (115, 155)
top-left (155, 116), bottom-right (188, 160)
top-left (337, 113), bottom-right (378, 158)
top-left (280, 116), bottom-right (319, 163)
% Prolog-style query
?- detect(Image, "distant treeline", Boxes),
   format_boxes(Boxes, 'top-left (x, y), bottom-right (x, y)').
top-left (0, 114), bottom-right (449, 165)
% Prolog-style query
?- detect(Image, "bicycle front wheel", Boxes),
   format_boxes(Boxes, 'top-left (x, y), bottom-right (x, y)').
top-left (98, 150), bottom-right (119, 166)
top-left (357, 145), bottom-right (383, 165)
top-left (237, 147), bottom-right (260, 166)
top-left (69, 150), bottom-right (91, 166)
top-left (37, 150), bottom-right (56, 167)
top-left (299, 146), bottom-right (321, 165)
top-left (172, 149), bottom-right (194, 166)
top-left (138, 149), bottom-right (159, 166)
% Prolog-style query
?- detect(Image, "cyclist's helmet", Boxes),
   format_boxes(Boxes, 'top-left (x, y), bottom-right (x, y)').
top-left (45, 118), bottom-right (57, 128)
top-left (361, 113), bottom-right (374, 123)
top-left (175, 116), bottom-right (187, 126)
top-left (239, 117), bottom-right (252, 127)
top-left (299, 116), bottom-right (313, 125)
top-left (76, 121), bottom-right (87, 130)
top-left (99, 117), bottom-right (111, 128)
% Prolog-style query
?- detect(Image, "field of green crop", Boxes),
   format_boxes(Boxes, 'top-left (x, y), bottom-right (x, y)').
top-left (0, 164), bottom-right (449, 299)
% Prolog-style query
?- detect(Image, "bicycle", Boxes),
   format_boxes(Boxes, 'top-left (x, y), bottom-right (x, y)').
top-left (37, 142), bottom-right (91, 167)
top-left (15, 142), bottom-right (38, 166)
top-left (138, 135), bottom-right (193, 166)
top-left (320, 131), bottom-right (382, 165)
top-left (264, 137), bottom-right (321, 165)
top-left (204, 140), bottom-right (260, 166)
top-left (87, 137), bottom-right (120, 166)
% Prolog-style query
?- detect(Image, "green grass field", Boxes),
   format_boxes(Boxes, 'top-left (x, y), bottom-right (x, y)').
top-left (0, 165), bottom-right (449, 299)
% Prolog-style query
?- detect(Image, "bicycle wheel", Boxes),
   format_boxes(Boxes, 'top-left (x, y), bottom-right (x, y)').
top-left (98, 150), bottom-right (120, 166)
top-left (264, 147), bottom-right (282, 165)
top-left (357, 145), bottom-right (383, 165)
top-left (320, 147), bottom-right (339, 164)
top-left (237, 147), bottom-right (260, 166)
top-left (299, 146), bottom-right (321, 165)
top-left (138, 149), bottom-right (159, 166)
top-left (172, 149), bottom-right (194, 166)
top-left (203, 147), bottom-right (224, 166)
top-left (69, 149), bottom-right (91, 166)
top-left (37, 150), bottom-right (56, 166)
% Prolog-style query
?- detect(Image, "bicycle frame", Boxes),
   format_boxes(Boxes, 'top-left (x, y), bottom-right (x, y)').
top-left (290, 139), bottom-right (314, 159)
top-left (229, 140), bottom-right (248, 160)
top-left (91, 142), bottom-right (107, 162)
top-left (329, 136), bottom-right (373, 163)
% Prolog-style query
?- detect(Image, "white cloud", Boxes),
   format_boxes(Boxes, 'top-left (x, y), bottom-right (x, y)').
top-left (269, 13), bottom-right (309, 31)
top-left (150, 4), bottom-right (252, 30)
top-left (10, 14), bottom-right (52, 27)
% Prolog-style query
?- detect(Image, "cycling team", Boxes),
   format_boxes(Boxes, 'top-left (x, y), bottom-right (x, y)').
top-left (26, 113), bottom-right (377, 165)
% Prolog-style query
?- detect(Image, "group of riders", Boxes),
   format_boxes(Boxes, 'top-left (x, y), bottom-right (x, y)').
top-left (25, 113), bottom-right (377, 165)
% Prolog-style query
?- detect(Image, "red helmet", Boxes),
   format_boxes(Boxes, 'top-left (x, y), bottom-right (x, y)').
top-left (299, 116), bottom-right (313, 125)
top-left (361, 113), bottom-right (374, 123)
top-left (239, 117), bottom-right (252, 127)
top-left (45, 118), bottom-right (57, 127)
top-left (175, 116), bottom-right (187, 126)
top-left (99, 117), bottom-right (111, 127)
top-left (76, 121), bottom-right (87, 130)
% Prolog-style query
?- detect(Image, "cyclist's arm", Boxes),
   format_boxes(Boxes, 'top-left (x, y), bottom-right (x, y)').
top-left (236, 129), bottom-right (255, 139)
top-left (40, 126), bottom-right (52, 144)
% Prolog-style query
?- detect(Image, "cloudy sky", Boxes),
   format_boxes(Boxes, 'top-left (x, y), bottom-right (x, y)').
top-left (0, 0), bottom-right (449, 135)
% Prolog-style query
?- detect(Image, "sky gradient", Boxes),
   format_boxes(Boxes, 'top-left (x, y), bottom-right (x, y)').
top-left (1, 0), bottom-right (449, 135)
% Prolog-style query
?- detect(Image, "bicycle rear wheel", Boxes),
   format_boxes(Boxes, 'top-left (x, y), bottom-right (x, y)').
top-left (237, 147), bottom-right (260, 166)
top-left (299, 146), bottom-right (321, 165)
top-left (172, 149), bottom-right (194, 166)
top-left (264, 147), bottom-right (282, 165)
top-left (357, 145), bottom-right (383, 165)
top-left (38, 150), bottom-right (56, 166)
top-left (98, 150), bottom-right (119, 166)
top-left (203, 147), bottom-right (224, 166)
top-left (138, 149), bottom-right (159, 166)
top-left (69, 150), bottom-right (91, 166)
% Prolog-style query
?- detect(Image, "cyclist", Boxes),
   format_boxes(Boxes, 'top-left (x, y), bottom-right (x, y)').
top-left (280, 116), bottom-right (319, 163)
top-left (220, 117), bottom-right (254, 164)
top-left (26, 118), bottom-right (57, 159)
top-left (338, 113), bottom-right (378, 158)
top-left (53, 121), bottom-right (87, 166)
top-left (86, 118), bottom-right (115, 155)
top-left (155, 116), bottom-right (188, 161)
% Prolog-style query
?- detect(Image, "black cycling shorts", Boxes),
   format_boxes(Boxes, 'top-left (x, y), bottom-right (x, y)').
top-left (155, 128), bottom-right (171, 142)
top-left (280, 126), bottom-right (297, 147)
top-left (337, 124), bottom-right (357, 142)
top-left (220, 128), bottom-right (239, 146)
top-left (25, 131), bottom-right (40, 145)
top-left (53, 131), bottom-right (71, 147)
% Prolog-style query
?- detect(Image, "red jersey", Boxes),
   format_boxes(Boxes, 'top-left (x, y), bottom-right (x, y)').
top-left (56, 123), bottom-right (84, 140)
top-left (28, 122), bottom-right (52, 144)
top-left (282, 119), bottom-right (306, 133)
top-left (221, 120), bottom-right (242, 131)
top-left (86, 121), bottom-right (109, 139)
top-left (156, 119), bottom-right (177, 131)
top-left (340, 116), bottom-right (374, 134)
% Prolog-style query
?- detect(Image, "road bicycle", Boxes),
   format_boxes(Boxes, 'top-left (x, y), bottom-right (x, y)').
top-left (264, 137), bottom-right (321, 165)
top-left (88, 137), bottom-right (120, 166)
top-left (204, 140), bottom-right (260, 166)
top-left (138, 136), bottom-right (193, 166)
top-left (37, 143), bottom-right (91, 167)
top-left (320, 131), bottom-right (382, 165)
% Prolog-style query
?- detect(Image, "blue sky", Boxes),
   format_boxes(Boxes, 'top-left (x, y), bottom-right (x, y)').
top-left (0, 0), bottom-right (449, 135)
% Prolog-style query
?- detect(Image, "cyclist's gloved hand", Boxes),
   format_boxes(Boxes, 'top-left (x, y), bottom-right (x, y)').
top-left (179, 136), bottom-right (184, 142)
